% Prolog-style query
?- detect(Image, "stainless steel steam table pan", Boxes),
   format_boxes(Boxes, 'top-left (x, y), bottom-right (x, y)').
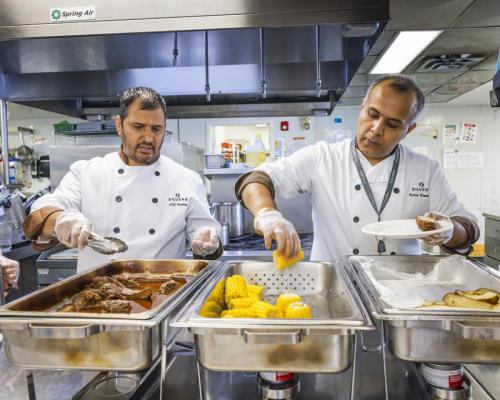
top-left (346, 255), bottom-right (500, 364)
top-left (0, 259), bottom-right (220, 371)
top-left (172, 261), bottom-right (374, 373)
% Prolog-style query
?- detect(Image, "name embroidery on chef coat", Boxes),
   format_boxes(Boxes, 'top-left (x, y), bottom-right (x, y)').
top-left (168, 193), bottom-right (188, 207)
top-left (409, 181), bottom-right (429, 198)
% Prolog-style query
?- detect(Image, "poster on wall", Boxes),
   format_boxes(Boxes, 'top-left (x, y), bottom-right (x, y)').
top-left (457, 152), bottom-right (483, 168)
top-left (443, 124), bottom-right (460, 145)
top-left (443, 149), bottom-right (458, 169)
top-left (460, 122), bottom-right (478, 144)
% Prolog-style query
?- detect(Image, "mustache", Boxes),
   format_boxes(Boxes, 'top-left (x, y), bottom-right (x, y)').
top-left (364, 136), bottom-right (380, 144)
top-left (136, 143), bottom-right (156, 151)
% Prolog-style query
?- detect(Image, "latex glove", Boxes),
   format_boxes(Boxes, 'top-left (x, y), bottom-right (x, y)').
top-left (191, 227), bottom-right (220, 256)
top-left (253, 209), bottom-right (300, 259)
top-left (0, 255), bottom-right (19, 291)
top-left (420, 211), bottom-right (454, 246)
top-left (54, 209), bottom-right (92, 250)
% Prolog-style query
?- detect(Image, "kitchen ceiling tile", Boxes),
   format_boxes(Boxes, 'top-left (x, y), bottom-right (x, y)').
top-left (451, 0), bottom-right (500, 28)
top-left (385, 0), bottom-right (475, 30)
top-left (432, 82), bottom-right (481, 95)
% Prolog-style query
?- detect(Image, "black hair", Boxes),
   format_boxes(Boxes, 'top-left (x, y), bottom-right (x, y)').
top-left (119, 86), bottom-right (167, 121)
top-left (367, 74), bottom-right (425, 120)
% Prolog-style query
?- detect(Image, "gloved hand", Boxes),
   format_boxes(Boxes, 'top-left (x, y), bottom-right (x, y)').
top-left (54, 209), bottom-right (92, 250)
top-left (253, 209), bottom-right (300, 259)
top-left (420, 211), bottom-right (454, 246)
top-left (191, 227), bottom-right (220, 256)
top-left (0, 255), bottom-right (19, 292)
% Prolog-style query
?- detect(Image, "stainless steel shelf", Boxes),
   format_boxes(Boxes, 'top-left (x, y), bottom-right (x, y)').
top-left (54, 130), bottom-right (118, 136)
top-left (203, 167), bottom-right (254, 176)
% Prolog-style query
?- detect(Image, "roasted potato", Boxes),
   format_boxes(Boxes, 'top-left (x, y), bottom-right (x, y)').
top-left (416, 215), bottom-right (438, 231)
top-left (421, 300), bottom-right (446, 308)
top-left (443, 293), bottom-right (494, 310)
top-left (455, 289), bottom-right (499, 304)
top-left (472, 288), bottom-right (498, 296)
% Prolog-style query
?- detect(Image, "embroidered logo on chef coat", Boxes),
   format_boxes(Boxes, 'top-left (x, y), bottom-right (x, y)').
top-left (409, 181), bottom-right (429, 198)
top-left (168, 193), bottom-right (188, 207)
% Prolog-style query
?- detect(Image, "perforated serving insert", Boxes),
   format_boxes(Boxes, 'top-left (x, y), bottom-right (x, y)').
top-left (229, 262), bottom-right (354, 320)
top-left (248, 270), bottom-right (318, 294)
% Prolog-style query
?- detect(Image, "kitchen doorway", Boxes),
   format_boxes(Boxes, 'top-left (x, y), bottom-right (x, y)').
top-left (208, 122), bottom-right (271, 166)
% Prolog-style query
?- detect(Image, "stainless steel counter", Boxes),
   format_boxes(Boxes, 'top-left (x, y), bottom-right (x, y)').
top-left (1, 328), bottom-right (499, 399)
top-left (464, 364), bottom-right (500, 400)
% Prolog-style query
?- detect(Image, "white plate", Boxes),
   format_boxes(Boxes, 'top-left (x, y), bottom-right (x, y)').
top-left (361, 219), bottom-right (453, 239)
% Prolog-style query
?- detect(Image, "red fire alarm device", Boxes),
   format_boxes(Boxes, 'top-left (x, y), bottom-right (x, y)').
top-left (280, 121), bottom-right (289, 131)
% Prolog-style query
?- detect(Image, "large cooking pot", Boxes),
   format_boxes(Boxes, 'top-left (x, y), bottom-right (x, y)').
top-left (211, 202), bottom-right (245, 237)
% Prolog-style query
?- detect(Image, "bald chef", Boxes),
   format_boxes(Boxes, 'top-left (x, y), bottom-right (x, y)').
top-left (236, 74), bottom-right (479, 261)
top-left (24, 86), bottom-right (222, 271)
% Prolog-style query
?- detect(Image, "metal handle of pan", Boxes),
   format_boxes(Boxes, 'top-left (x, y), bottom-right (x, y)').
top-left (243, 330), bottom-right (302, 345)
top-left (451, 321), bottom-right (500, 340)
top-left (359, 330), bottom-right (382, 352)
top-left (28, 323), bottom-right (104, 339)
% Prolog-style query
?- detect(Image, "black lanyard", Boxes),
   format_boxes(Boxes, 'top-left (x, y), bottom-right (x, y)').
top-left (350, 140), bottom-right (400, 253)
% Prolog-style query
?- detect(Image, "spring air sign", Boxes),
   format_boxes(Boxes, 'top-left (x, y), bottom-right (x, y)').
top-left (50, 6), bottom-right (96, 22)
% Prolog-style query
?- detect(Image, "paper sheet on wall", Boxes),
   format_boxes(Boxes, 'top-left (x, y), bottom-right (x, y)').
top-left (460, 122), bottom-right (478, 143)
top-left (443, 124), bottom-right (460, 144)
top-left (457, 152), bottom-right (483, 168)
top-left (443, 149), bottom-right (458, 169)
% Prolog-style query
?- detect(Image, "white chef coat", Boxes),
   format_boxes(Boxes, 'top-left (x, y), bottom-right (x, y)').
top-left (257, 139), bottom-right (477, 262)
top-left (32, 152), bottom-right (220, 271)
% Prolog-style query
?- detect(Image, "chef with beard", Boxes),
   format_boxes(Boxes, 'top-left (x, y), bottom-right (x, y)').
top-left (24, 86), bottom-right (221, 271)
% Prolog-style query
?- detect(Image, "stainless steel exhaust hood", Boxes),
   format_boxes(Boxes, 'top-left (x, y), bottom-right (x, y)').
top-left (0, 0), bottom-right (389, 118)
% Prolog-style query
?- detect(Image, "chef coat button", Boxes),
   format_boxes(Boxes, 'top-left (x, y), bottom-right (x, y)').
top-left (353, 216), bottom-right (359, 223)
top-left (152, 198), bottom-right (158, 203)
top-left (353, 248), bottom-right (359, 255)
top-left (155, 171), bottom-right (160, 176)
top-left (116, 195), bottom-right (122, 202)
top-left (149, 228), bottom-right (156, 235)
top-left (393, 187), bottom-right (400, 194)
top-left (113, 227), bottom-right (120, 234)
top-left (390, 252), bottom-right (396, 255)
top-left (118, 168), bottom-right (124, 174)
top-left (355, 184), bottom-right (361, 191)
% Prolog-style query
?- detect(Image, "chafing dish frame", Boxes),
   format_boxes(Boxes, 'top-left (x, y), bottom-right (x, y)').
top-left (172, 261), bottom-right (374, 373)
top-left (0, 259), bottom-right (221, 373)
top-left (345, 255), bottom-right (500, 364)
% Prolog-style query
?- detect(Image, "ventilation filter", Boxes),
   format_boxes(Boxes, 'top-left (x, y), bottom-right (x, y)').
top-left (416, 54), bottom-right (486, 73)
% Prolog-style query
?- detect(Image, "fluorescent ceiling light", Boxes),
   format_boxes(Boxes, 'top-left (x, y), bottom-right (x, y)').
top-left (370, 30), bottom-right (442, 74)
top-left (255, 123), bottom-right (268, 127)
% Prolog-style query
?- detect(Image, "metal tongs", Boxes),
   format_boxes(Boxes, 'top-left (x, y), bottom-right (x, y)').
top-left (87, 232), bottom-right (128, 255)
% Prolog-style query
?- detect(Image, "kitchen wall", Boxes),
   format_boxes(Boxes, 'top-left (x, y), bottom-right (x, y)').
top-left (4, 102), bottom-right (500, 242)
top-left (176, 105), bottom-right (500, 243)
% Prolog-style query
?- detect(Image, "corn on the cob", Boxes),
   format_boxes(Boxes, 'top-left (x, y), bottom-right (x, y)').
top-left (228, 296), bottom-right (259, 309)
top-left (253, 301), bottom-right (282, 318)
top-left (199, 300), bottom-right (222, 318)
top-left (276, 293), bottom-right (302, 314)
top-left (273, 248), bottom-right (304, 270)
top-left (207, 278), bottom-right (226, 307)
top-left (221, 308), bottom-right (257, 318)
top-left (285, 301), bottom-right (312, 319)
top-left (247, 284), bottom-right (264, 299)
top-left (225, 275), bottom-right (248, 303)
